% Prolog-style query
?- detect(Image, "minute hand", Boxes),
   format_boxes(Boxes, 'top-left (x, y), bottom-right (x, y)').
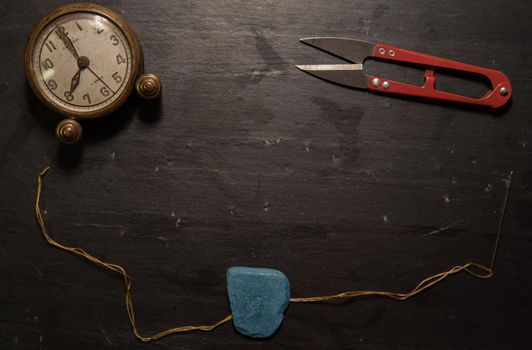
top-left (55, 27), bottom-right (79, 59)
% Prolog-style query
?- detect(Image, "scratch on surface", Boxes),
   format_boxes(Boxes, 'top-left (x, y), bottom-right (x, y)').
top-left (97, 316), bottom-right (112, 345)
top-left (31, 263), bottom-right (43, 278)
top-left (502, 175), bottom-right (512, 188)
top-left (249, 69), bottom-right (285, 77)
top-left (421, 219), bottom-right (465, 237)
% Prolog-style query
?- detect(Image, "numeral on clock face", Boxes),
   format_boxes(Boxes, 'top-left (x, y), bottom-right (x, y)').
top-left (64, 90), bottom-right (74, 102)
top-left (116, 54), bottom-right (126, 65)
top-left (42, 58), bottom-right (54, 70)
top-left (100, 86), bottom-right (111, 97)
top-left (82, 93), bottom-right (92, 104)
top-left (110, 34), bottom-right (119, 46)
top-left (47, 79), bottom-right (58, 90)
top-left (112, 72), bottom-right (123, 83)
top-left (45, 40), bottom-right (56, 53)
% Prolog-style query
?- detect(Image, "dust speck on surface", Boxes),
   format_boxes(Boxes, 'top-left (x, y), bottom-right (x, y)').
top-left (502, 174), bottom-right (512, 187)
top-left (171, 210), bottom-right (176, 218)
top-left (264, 201), bottom-right (271, 211)
top-left (382, 215), bottom-right (388, 223)
top-left (110, 151), bottom-right (116, 159)
top-left (304, 143), bottom-right (311, 152)
top-left (229, 206), bottom-right (235, 216)
top-left (175, 217), bottom-right (182, 227)
top-left (264, 137), bottom-right (281, 146)
top-left (451, 177), bottom-right (457, 185)
top-left (485, 184), bottom-right (492, 192)
top-left (154, 166), bottom-right (159, 173)
top-left (443, 195), bottom-right (450, 203)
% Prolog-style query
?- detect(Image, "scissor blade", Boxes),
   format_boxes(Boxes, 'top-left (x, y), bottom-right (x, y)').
top-left (300, 37), bottom-right (375, 64)
top-left (296, 64), bottom-right (369, 90)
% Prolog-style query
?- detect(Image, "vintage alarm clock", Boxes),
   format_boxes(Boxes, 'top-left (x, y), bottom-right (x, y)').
top-left (25, 3), bottom-right (161, 144)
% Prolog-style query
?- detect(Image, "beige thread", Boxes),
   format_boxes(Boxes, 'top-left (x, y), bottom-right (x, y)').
top-left (35, 167), bottom-right (511, 341)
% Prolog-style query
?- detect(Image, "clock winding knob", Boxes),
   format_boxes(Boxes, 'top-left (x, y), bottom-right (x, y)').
top-left (56, 118), bottom-right (82, 144)
top-left (136, 73), bottom-right (162, 100)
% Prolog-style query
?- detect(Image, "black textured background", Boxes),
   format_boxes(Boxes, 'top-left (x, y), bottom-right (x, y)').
top-left (1, 1), bottom-right (531, 349)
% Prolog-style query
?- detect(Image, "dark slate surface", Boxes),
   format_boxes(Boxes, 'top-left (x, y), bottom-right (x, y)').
top-left (1, 0), bottom-right (531, 349)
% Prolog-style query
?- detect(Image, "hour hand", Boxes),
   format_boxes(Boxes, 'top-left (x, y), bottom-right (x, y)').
top-left (55, 26), bottom-right (79, 59)
top-left (69, 69), bottom-right (81, 94)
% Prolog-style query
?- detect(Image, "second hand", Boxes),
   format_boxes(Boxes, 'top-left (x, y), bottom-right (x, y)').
top-left (87, 67), bottom-right (115, 94)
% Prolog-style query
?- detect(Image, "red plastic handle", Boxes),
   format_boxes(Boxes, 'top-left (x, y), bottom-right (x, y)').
top-left (368, 43), bottom-right (512, 108)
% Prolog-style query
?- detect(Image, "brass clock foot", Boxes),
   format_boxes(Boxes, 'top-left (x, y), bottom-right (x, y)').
top-left (56, 118), bottom-right (82, 144)
top-left (136, 73), bottom-right (162, 100)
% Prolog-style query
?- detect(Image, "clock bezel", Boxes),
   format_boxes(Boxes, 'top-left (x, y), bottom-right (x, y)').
top-left (25, 3), bottom-right (143, 120)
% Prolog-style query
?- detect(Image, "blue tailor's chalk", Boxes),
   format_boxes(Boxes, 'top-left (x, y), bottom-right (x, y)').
top-left (226, 266), bottom-right (290, 338)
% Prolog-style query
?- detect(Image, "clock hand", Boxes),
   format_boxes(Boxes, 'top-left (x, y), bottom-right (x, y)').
top-left (67, 56), bottom-right (90, 95)
top-left (87, 67), bottom-right (116, 94)
top-left (69, 69), bottom-right (81, 94)
top-left (54, 26), bottom-right (79, 59)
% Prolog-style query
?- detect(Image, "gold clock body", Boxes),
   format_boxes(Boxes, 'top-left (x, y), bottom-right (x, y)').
top-left (25, 3), bottom-right (144, 120)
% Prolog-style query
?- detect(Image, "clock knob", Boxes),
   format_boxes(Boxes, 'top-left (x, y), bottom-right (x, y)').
top-left (56, 118), bottom-right (82, 144)
top-left (136, 73), bottom-right (162, 100)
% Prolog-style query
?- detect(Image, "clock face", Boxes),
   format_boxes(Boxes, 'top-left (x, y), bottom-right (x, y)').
top-left (28, 9), bottom-right (138, 118)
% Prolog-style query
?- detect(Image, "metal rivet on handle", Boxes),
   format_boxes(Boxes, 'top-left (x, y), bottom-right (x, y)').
top-left (389, 50), bottom-right (395, 57)
top-left (378, 48), bottom-right (385, 55)
top-left (499, 87), bottom-right (508, 96)
top-left (382, 81), bottom-right (390, 89)
top-left (372, 78), bottom-right (381, 87)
